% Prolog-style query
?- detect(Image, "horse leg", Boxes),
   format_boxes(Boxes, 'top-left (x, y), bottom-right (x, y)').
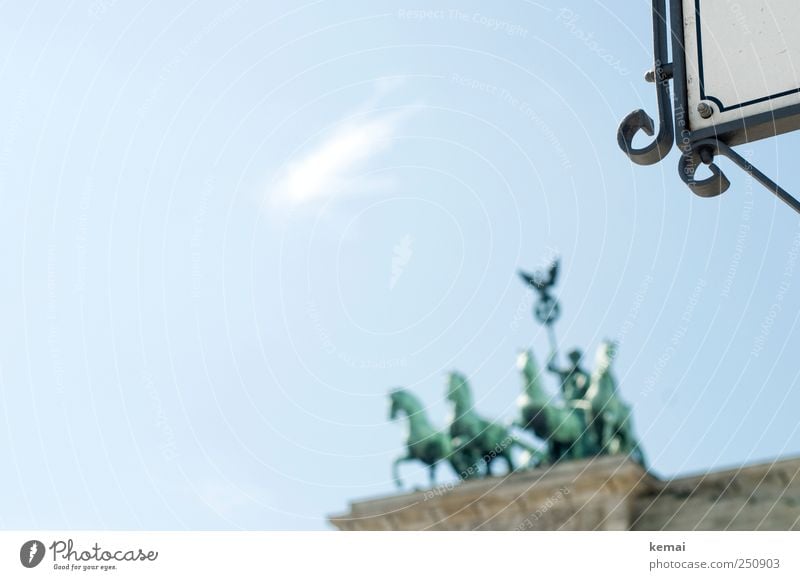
top-left (449, 447), bottom-right (464, 477)
top-left (458, 449), bottom-right (481, 480)
top-left (551, 441), bottom-right (566, 462)
top-left (449, 452), bottom-right (466, 480)
top-left (603, 417), bottom-right (619, 455)
top-left (504, 449), bottom-right (516, 473)
top-left (393, 454), bottom-right (412, 488)
top-left (428, 463), bottom-right (437, 488)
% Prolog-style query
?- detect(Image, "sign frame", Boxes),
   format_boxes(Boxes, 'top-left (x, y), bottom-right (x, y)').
top-left (617, 0), bottom-right (800, 213)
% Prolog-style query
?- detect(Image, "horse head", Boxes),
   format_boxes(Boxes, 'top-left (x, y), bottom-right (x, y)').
top-left (445, 371), bottom-right (472, 407)
top-left (594, 339), bottom-right (618, 375)
top-left (516, 349), bottom-right (536, 380)
top-left (516, 349), bottom-right (548, 402)
top-left (389, 388), bottom-right (422, 420)
top-left (587, 340), bottom-right (620, 406)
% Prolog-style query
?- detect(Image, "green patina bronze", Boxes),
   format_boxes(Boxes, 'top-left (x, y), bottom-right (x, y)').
top-left (547, 347), bottom-right (591, 402)
top-left (445, 372), bottom-right (540, 479)
top-left (388, 388), bottom-right (456, 488)
top-left (586, 341), bottom-right (646, 466)
top-left (515, 341), bottom-right (646, 466)
top-left (387, 257), bottom-right (646, 489)
top-left (515, 349), bottom-right (597, 461)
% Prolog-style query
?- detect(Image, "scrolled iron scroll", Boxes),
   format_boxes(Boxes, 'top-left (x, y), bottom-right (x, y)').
top-left (677, 143), bottom-right (730, 199)
top-left (617, 0), bottom-right (673, 166)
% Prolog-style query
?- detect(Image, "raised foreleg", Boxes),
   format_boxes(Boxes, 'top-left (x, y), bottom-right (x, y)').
top-left (392, 454), bottom-right (414, 488)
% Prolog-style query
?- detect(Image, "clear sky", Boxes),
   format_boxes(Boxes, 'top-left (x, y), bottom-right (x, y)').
top-left (1, 1), bottom-right (800, 530)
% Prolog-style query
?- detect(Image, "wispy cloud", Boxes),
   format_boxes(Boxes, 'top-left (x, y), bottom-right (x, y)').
top-left (267, 81), bottom-right (415, 206)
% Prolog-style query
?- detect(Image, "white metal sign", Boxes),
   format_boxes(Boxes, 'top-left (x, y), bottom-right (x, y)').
top-left (684, 1), bottom-right (800, 139)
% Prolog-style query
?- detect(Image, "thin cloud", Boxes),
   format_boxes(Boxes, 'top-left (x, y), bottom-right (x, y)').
top-left (266, 82), bottom-right (416, 206)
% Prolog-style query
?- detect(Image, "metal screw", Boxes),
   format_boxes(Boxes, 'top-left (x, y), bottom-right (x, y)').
top-left (697, 101), bottom-right (714, 119)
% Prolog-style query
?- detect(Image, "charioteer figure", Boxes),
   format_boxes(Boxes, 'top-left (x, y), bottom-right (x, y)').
top-left (547, 347), bottom-right (590, 403)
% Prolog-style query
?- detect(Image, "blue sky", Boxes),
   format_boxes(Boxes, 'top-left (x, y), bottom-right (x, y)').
top-left (1, 1), bottom-right (800, 530)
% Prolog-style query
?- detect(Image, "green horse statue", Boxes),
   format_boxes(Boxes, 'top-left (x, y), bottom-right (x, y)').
top-left (445, 372), bottom-right (540, 478)
top-left (586, 341), bottom-right (646, 466)
top-left (388, 388), bottom-right (457, 488)
top-left (515, 349), bottom-right (598, 462)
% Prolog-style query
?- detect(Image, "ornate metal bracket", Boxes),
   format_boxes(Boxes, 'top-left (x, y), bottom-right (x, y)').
top-left (617, 0), bottom-right (800, 215)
